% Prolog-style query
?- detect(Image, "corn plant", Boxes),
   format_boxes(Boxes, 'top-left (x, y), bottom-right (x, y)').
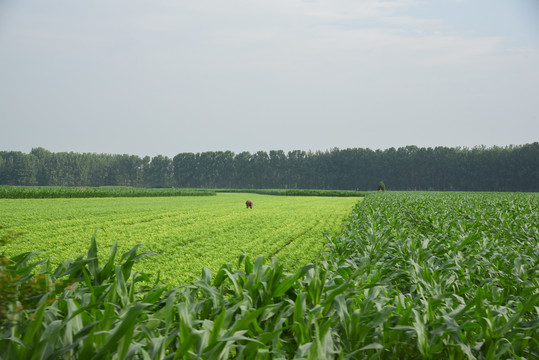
top-left (0, 191), bottom-right (537, 359)
top-left (0, 186), bottom-right (215, 199)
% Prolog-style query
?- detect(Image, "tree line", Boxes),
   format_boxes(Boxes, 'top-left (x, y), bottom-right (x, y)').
top-left (0, 143), bottom-right (537, 191)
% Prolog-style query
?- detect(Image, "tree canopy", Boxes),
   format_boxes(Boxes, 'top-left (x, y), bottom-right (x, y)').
top-left (0, 143), bottom-right (537, 191)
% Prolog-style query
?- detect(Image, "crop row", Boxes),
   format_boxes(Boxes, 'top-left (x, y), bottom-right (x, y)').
top-left (0, 186), bottom-right (216, 198)
top-left (1, 191), bottom-right (537, 358)
top-left (0, 186), bottom-right (368, 199)
top-left (328, 191), bottom-right (539, 357)
top-left (0, 193), bottom-right (358, 285)
top-left (215, 189), bottom-right (367, 197)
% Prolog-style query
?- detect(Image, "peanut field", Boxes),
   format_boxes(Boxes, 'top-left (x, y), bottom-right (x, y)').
top-left (0, 193), bottom-right (359, 285)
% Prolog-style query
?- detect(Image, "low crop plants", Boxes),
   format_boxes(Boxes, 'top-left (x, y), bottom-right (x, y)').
top-left (0, 193), bottom-right (358, 285)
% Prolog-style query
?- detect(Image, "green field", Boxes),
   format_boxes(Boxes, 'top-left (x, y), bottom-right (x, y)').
top-left (0, 185), bottom-right (216, 198)
top-left (1, 191), bottom-right (538, 359)
top-left (0, 193), bottom-right (360, 285)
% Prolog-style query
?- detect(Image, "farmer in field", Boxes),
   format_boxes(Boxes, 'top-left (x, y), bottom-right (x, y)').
top-left (246, 200), bottom-right (253, 209)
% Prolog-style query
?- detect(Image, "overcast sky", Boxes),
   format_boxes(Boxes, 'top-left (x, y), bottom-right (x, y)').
top-left (1, 0), bottom-right (538, 158)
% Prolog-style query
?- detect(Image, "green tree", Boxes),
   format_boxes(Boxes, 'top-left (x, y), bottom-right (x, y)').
top-left (143, 155), bottom-right (172, 188)
top-left (173, 152), bottom-right (197, 188)
top-left (234, 152), bottom-right (252, 188)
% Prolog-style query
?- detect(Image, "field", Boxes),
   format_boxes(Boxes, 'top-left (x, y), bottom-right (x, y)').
top-left (0, 193), bottom-right (359, 285)
top-left (0, 186), bottom-right (366, 199)
top-left (0, 186), bottom-right (216, 198)
top-left (331, 192), bottom-right (539, 358)
top-left (1, 191), bottom-right (538, 359)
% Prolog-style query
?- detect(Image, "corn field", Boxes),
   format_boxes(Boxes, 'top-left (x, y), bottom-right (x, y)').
top-left (0, 186), bottom-right (215, 199)
top-left (1, 191), bottom-right (538, 359)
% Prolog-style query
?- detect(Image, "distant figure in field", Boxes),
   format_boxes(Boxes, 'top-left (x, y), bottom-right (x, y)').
top-left (246, 200), bottom-right (253, 209)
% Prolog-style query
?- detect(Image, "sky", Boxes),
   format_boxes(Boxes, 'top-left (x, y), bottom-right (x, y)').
top-left (1, 0), bottom-right (538, 158)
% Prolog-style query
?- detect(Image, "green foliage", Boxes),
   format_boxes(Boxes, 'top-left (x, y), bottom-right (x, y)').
top-left (0, 194), bottom-right (359, 285)
top-left (0, 192), bottom-right (539, 359)
top-left (329, 191), bottom-right (539, 358)
top-left (0, 235), bottom-right (161, 359)
top-left (377, 181), bottom-right (385, 191)
top-left (2, 143), bottom-right (539, 191)
top-left (216, 188), bottom-right (366, 197)
top-left (0, 186), bottom-right (215, 199)
top-left (0, 186), bottom-right (364, 199)
top-left (0, 231), bottom-right (47, 329)
top-left (1, 192), bottom-right (537, 358)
